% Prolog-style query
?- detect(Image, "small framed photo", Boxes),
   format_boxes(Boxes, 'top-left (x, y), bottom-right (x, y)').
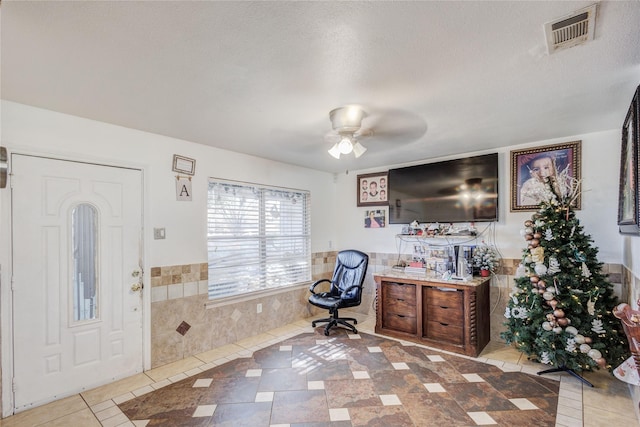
top-left (510, 141), bottom-right (581, 211)
top-left (364, 209), bottom-right (386, 228)
top-left (357, 172), bottom-right (388, 207)
top-left (172, 155), bottom-right (196, 175)
top-left (618, 85), bottom-right (640, 234)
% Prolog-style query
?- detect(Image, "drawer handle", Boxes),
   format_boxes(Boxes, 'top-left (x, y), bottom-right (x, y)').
top-left (397, 298), bottom-right (405, 302)
top-left (397, 314), bottom-right (406, 318)
top-left (439, 322), bottom-right (449, 326)
top-left (439, 306), bottom-right (449, 309)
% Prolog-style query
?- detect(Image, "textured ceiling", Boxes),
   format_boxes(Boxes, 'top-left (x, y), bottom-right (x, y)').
top-left (2, 1), bottom-right (640, 173)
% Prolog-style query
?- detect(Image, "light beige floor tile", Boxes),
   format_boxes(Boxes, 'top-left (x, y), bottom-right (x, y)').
top-left (81, 374), bottom-right (154, 406)
top-left (41, 408), bottom-right (101, 427)
top-left (144, 357), bottom-right (204, 382)
top-left (235, 332), bottom-right (278, 348)
top-left (0, 395), bottom-right (88, 427)
top-left (583, 407), bottom-right (639, 427)
top-left (193, 343), bottom-right (244, 363)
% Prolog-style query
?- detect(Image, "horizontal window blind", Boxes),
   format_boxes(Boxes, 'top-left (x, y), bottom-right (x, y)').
top-left (207, 179), bottom-right (311, 299)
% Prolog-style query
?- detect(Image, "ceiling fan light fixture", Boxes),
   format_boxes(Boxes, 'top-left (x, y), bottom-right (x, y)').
top-left (352, 141), bottom-right (367, 158)
top-left (338, 137), bottom-right (353, 154)
top-left (328, 143), bottom-right (341, 159)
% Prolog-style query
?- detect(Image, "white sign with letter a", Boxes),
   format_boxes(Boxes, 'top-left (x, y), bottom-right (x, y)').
top-left (176, 177), bottom-right (192, 201)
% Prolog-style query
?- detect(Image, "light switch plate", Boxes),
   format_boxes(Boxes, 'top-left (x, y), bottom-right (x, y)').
top-left (154, 228), bottom-right (166, 240)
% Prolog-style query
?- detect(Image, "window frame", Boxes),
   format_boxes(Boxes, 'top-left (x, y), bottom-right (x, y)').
top-left (206, 178), bottom-right (311, 302)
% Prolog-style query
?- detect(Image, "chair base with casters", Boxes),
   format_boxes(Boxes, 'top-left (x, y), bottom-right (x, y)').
top-left (308, 249), bottom-right (369, 336)
top-left (311, 308), bottom-right (358, 336)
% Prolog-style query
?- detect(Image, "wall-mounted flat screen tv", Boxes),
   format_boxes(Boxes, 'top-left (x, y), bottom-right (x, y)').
top-left (388, 153), bottom-right (499, 224)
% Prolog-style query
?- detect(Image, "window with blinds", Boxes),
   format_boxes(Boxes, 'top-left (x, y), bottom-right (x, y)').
top-left (207, 179), bottom-right (311, 299)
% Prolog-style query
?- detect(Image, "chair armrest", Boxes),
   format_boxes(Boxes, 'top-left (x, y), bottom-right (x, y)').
top-left (309, 279), bottom-right (331, 294)
top-left (340, 284), bottom-right (363, 299)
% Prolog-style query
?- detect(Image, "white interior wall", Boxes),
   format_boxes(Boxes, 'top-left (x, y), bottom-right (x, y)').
top-left (334, 129), bottom-right (624, 264)
top-left (0, 101), bottom-right (338, 267)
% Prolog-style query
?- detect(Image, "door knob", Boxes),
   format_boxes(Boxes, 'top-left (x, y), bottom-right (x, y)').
top-left (131, 268), bottom-right (143, 293)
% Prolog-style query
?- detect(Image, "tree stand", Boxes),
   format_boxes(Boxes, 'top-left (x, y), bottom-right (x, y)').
top-left (537, 366), bottom-right (594, 387)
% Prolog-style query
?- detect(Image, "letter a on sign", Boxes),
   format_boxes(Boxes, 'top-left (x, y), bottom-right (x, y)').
top-left (176, 177), bottom-right (192, 201)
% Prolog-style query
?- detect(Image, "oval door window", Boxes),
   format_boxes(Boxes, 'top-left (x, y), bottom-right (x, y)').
top-left (71, 203), bottom-right (99, 322)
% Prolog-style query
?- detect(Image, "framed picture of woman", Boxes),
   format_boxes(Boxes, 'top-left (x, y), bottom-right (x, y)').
top-left (510, 141), bottom-right (582, 211)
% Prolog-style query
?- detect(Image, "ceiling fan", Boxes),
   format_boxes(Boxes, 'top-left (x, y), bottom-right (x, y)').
top-left (325, 105), bottom-right (428, 160)
top-left (326, 105), bottom-right (371, 159)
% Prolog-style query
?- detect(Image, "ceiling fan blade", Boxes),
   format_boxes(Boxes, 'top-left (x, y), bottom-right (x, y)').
top-left (364, 109), bottom-right (427, 142)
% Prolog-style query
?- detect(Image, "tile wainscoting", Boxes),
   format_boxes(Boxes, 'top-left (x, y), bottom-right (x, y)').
top-left (148, 253), bottom-right (628, 370)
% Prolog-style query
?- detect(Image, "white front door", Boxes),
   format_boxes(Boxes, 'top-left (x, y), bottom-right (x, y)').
top-left (11, 154), bottom-right (144, 412)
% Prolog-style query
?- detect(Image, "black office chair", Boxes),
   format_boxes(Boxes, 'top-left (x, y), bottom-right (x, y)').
top-left (309, 249), bottom-right (369, 336)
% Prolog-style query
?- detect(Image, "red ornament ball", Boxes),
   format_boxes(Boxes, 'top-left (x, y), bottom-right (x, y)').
top-left (557, 318), bottom-right (569, 326)
top-left (530, 276), bottom-right (539, 283)
top-left (525, 234), bottom-right (534, 241)
top-left (524, 220), bottom-right (533, 227)
top-left (533, 232), bottom-right (542, 239)
top-left (585, 337), bottom-right (593, 344)
top-left (553, 309), bottom-right (565, 318)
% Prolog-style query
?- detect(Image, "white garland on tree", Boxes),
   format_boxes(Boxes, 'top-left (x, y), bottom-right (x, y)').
top-left (591, 319), bottom-right (606, 334)
top-left (581, 262), bottom-right (592, 278)
top-left (547, 257), bottom-right (561, 275)
top-left (540, 351), bottom-right (551, 365)
top-left (544, 228), bottom-right (554, 241)
top-left (587, 297), bottom-right (595, 316)
top-left (510, 306), bottom-right (529, 319)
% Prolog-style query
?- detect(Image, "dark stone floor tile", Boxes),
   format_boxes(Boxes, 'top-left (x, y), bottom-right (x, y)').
top-left (253, 345), bottom-right (294, 368)
top-left (258, 367), bottom-right (309, 391)
top-left (210, 401), bottom-right (272, 427)
top-left (349, 405), bottom-right (415, 427)
top-left (482, 371), bottom-right (559, 398)
top-left (488, 408), bottom-right (556, 427)
top-left (370, 369), bottom-right (425, 394)
top-left (198, 376), bottom-right (260, 404)
top-left (444, 382), bottom-right (516, 412)
top-left (324, 379), bottom-right (381, 408)
top-left (119, 385), bottom-right (211, 420)
top-left (347, 348), bottom-right (393, 372)
top-left (271, 389), bottom-right (330, 424)
top-left (398, 390), bottom-right (473, 426)
top-left (146, 416), bottom-right (213, 426)
top-left (306, 359), bottom-right (353, 381)
top-left (445, 356), bottom-right (504, 374)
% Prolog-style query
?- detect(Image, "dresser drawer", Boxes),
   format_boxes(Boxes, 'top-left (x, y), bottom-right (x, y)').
top-left (425, 287), bottom-right (463, 309)
top-left (383, 313), bottom-right (417, 334)
top-left (382, 282), bottom-right (416, 303)
top-left (428, 305), bottom-right (463, 326)
top-left (385, 297), bottom-right (417, 317)
top-left (425, 320), bottom-right (463, 345)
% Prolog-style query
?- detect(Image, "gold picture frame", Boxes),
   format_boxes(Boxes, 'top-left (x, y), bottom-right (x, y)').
top-left (510, 141), bottom-right (582, 211)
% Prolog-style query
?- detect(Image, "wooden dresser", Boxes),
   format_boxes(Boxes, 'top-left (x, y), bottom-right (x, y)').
top-left (374, 270), bottom-right (490, 357)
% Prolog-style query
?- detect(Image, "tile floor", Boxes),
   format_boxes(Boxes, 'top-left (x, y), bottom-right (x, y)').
top-left (0, 313), bottom-right (637, 426)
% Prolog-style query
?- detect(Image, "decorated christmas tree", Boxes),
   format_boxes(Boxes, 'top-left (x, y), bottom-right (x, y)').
top-left (501, 178), bottom-right (629, 380)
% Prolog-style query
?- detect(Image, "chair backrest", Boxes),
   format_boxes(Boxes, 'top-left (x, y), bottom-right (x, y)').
top-left (329, 250), bottom-right (369, 302)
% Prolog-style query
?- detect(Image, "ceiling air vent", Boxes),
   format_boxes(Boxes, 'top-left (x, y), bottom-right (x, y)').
top-left (544, 4), bottom-right (597, 54)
